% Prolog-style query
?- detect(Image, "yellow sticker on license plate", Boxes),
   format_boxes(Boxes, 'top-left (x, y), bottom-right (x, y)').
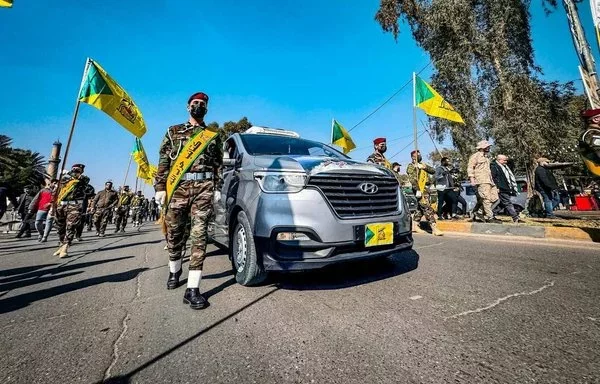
top-left (364, 222), bottom-right (394, 247)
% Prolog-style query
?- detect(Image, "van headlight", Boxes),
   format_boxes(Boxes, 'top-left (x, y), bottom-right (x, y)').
top-left (397, 187), bottom-right (404, 213)
top-left (254, 171), bottom-right (307, 193)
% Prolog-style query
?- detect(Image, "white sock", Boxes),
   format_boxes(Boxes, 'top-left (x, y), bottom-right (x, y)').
top-left (169, 259), bottom-right (182, 273)
top-left (187, 270), bottom-right (202, 289)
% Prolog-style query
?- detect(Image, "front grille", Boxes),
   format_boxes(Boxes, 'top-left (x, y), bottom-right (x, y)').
top-left (307, 173), bottom-right (399, 218)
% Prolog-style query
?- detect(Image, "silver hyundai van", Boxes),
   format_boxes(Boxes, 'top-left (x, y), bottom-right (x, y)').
top-left (209, 127), bottom-right (413, 286)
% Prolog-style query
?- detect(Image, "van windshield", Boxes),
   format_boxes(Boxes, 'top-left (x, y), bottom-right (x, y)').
top-left (240, 134), bottom-right (349, 159)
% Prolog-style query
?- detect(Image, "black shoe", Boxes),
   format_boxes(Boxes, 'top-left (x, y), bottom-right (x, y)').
top-left (183, 288), bottom-right (209, 310)
top-left (487, 218), bottom-right (502, 224)
top-left (14, 234), bottom-right (22, 238)
top-left (114, 227), bottom-right (120, 233)
top-left (24, 233), bottom-right (31, 238)
top-left (167, 269), bottom-right (182, 290)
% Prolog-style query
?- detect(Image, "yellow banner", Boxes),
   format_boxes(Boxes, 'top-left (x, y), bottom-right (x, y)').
top-left (165, 127), bottom-right (219, 204)
top-left (79, 59), bottom-right (147, 138)
top-left (365, 222), bottom-right (394, 247)
top-left (57, 179), bottom-right (79, 203)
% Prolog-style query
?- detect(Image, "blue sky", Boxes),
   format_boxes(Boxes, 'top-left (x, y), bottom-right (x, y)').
top-left (0, 0), bottom-right (596, 191)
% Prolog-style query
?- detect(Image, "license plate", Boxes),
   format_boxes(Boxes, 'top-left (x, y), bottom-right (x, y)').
top-left (364, 222), bottom-right (394, 247)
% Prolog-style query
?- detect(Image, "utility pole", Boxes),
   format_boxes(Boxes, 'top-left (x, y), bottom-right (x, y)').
top-left (563, 0), bottom-right (600, 107)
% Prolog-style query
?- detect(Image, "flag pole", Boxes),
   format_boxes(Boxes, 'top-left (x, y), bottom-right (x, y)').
top-left (59, 58), bottom-right (91, 178)
top-left (53, 58), bottom-right (91, 205)
top-left (412, 72), bottom-right (418, 153)
top-left (123, 153), bottom-right (133, 188)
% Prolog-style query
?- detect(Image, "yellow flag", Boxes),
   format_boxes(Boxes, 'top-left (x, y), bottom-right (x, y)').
top-left (331, 119), bottom-right (356, 154)
top-left (415, 75), bottom-right (465, 124)
top-left (79, 59), bottom-right (147, 138)
top-left (0, 0), bottom-right (13, 8)
top-left (132, 138), bottom-right (155, 182)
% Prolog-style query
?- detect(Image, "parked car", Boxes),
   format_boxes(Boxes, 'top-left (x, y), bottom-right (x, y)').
top-left (209, 127), bottom-right (414, 286)
top-left (458, 177), bottom-right (528, 215)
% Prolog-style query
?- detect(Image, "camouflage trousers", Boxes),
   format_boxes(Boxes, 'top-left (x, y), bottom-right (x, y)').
top-left (413, 194), bottom-right (437, 224)
top-left (93, 207), bottom-right (113, 233)
top-left (131, 207), bottom-right (142, 223)
top-left (115, 206), bottom-right (129, 230)
top-left (55, 202), bottom-right (82, 245)
top-left (165, 180), bottom-right (213, 271)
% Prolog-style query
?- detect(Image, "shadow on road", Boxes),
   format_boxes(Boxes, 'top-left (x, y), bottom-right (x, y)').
top-left (0, 256), bottom-right (135, 285)
top-left (275, 250), bottom-right (420, 290)
top-left (0, 263), bottom-right (58, 277)
top-left (99, 287), bottom-right (279, 384)
top-left (0, 268), bottom-right (148, 315)
top-left (0, 270), bottom-right (84, 292)
top-left (98, 239), bottom-right (163, 252)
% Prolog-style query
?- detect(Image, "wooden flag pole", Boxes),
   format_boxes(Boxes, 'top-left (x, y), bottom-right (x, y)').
top-left (122, 153), bottom-right (133, 188)
top-left (54, 58), bottom-right (91, 205)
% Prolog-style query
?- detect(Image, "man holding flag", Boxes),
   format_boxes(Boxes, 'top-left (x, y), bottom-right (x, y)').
top-left (154, 92), bottom-right (222, 310)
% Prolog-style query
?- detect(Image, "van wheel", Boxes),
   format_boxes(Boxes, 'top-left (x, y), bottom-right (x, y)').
top-left (231, 211), bottom-right (267, 286)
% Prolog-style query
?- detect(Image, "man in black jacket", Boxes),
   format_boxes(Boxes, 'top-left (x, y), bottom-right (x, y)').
top-left (534, 157), bottom-right (560, 218)
top-left (490, 155), bottom-right (522, 223)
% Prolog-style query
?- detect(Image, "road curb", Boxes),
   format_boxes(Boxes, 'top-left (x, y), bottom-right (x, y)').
top-left (436, 221), bottom-right (600, 243)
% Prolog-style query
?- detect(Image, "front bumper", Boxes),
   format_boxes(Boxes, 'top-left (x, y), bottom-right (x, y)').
top-left (257, 225), bottom-right (414, 271)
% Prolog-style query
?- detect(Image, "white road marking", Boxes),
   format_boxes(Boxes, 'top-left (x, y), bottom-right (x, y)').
top-left (445, 281), bottom-right (555, 320)
top-left (409, 295), bottom-right (423, 300)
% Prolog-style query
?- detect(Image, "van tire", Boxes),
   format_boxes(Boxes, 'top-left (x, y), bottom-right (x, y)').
top-left (231, 211), bottom-right (267, 286)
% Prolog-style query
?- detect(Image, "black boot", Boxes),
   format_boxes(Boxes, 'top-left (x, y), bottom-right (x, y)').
top-left (183, 288), bottom-right (209, 310)
top-left (166, 269), bottom-right (182, 290)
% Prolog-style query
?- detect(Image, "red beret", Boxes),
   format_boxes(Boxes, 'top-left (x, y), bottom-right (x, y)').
top-left (410, 150), bottom-right (420, 156)
top-left (187, 92), bottom-right (209, 104)
top-left (373, 137), bottom-right (386, 145)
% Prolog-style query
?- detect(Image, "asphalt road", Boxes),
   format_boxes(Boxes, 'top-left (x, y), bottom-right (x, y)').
top-left (0, 224), bottom-right (598, 384)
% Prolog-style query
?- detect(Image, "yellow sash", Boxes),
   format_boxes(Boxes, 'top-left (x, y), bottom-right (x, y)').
top-left (165, 126), bottom-right (219, 204)
top-left (57, 179), bottom-right (79, 203)
top-left (417, 167), bottom-right (428, 193)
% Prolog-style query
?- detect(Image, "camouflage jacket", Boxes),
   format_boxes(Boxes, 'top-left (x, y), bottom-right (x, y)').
top-left (118, 191), bottom-right (134, 207)
top-left (131, 195), bottom-right (144, 208)
top-left (467, 151), bottom-right (494, 185)
top-left (93, 189), bottom-right (118, 209)
top-left (155, 122), bottom-right (223, 192)
top-left (366, 151), bottom-right (392, 169)
top-left (406, 162), bottom-right (435, 192)
top-left (57, 172), bottom-right (91, 201)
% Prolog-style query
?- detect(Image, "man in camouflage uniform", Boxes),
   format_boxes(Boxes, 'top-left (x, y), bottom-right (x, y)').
top-left (53, 163), bottom-right (91, 257)
top-left (406, 150), bottom-right (443, 236)
top-left (154, 91), bottom-right (222, 310)
top-left (92, 181), bottom-right (118, 237)
top-left (366, 137), bottom-right (392, 169)
top-left (468, 140), bottom-right (501, 223)
top-left (115, 185), bottom-right (134, 233)
top-left (131, 191), bottom-right (144, 227)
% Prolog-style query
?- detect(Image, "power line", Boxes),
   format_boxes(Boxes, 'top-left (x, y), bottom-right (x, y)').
top-left (348, 62), bottom-right (432, 132)
top-left (352, 131), bottom-right (417, 151)
top-left (389, 131), bottom-right (427, 160)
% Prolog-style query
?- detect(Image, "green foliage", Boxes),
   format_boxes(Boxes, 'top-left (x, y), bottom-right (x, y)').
top-left (208, 117), bottom-right (253, 141)
top-left (375, 0), bottom-right (586, 188)
top-left (0, 136), bottom-right (47, 194)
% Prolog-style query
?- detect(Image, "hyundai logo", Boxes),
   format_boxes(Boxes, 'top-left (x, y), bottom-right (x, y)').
top-left (358, 182), bottom-right (378, 194)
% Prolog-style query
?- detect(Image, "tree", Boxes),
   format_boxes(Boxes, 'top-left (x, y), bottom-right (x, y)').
top-left (0, 136), bottom-right (47, 194)
top-left (209, 117), bottom-right (253, 141)
top-left (374, 0), bottom-right (584, 191)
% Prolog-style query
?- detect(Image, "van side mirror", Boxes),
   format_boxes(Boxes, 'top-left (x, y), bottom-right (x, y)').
top-left (223, 152), bottom-right (236, 167)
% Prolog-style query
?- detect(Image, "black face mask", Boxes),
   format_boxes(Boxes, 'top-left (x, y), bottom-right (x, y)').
top-left (190, 104), bottom-right (207, 120)
top-left (417, 155), bottom-right (423, 162)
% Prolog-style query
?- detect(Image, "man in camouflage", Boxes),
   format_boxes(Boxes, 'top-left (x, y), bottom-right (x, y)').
top-left (406, 150), bottom-right (443, 236)
top-left (468, 140), bottom-right (501, 223)
top-left (366, 137), bottom-right (392, 169)
top-left (53, 163), bottom-right (91, 257)
top-left (92, 181), bottom-right (118, 237)
top-left (131, 191), bottom-right (144, 227)
top-left (154, 91), bottom-right (222, 310)
top-left (115, 185), bottom-right (134, 233)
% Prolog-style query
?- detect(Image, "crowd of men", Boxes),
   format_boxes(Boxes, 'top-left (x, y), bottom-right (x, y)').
top-left (8, 174), bottom-right (160, 253)
top-left (365, 137), bottom-right (564, 235)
